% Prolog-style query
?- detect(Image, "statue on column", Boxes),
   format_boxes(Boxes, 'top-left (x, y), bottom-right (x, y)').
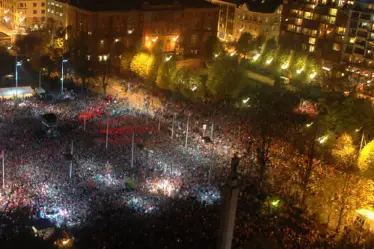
top-left (230, 152), bottom-right (240, 179)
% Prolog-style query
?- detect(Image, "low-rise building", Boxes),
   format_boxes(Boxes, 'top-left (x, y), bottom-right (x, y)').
top-left (207, 0), bottom-right (282, 42)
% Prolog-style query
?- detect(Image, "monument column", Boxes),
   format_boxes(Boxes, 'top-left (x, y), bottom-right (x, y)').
top-left (217, 154), bottom-right (240, 249)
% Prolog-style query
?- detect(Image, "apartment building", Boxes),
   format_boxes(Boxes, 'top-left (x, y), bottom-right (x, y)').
top-left (16, 0), bottom-right (47, 30)
top-left (343, 0), bottom-right (374, 71)
top-left (62, 0), bottom-right (219, 57)
top-left (234, 1), bottom-right (282, 42)
top-left (0, 0), bottom-right (16, 29)
top-left (280, 0), bottom-right (353, 62)
top-left (207, 0), bottom-right (236, 41)
top-left (207, 0), bottom-right (282, 42)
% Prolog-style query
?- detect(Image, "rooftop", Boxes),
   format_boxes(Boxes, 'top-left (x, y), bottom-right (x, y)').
top-left (68, 0), bottom-right (217, 12)
top-left (239, 0), bottom-right (282, 13)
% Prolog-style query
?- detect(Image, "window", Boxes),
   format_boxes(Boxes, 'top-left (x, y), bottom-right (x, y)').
top-left (295, 18), bottom-right (302, 25)
top-left (191, 34), bottom-right (198, 45)
top-left (41, 3), bottom-right (45, 7)
top-left (337, 27), bottom-right (345, 35)
top-left (350, 37), bottom-right (355, 43)
top-left (41, 10), bottom-right (45, 14)
top-left (304, 12), bottom-right (312, 20)
top-left (33, 10), bottom-right (37, 14)
top-left (19, 3), bottom-right (23, 7)
top-left (329, 17), bottom-right (336, 24)
top-left (33, 3), bottom-right (37, 7)
top-left (309, 45), bottom-right (315, 52)
top-left (329, 8), bottom-right (337, 16)
top-left (41, 17), bottom-right (45, 22)
top-left (333, 43), bottom-right (340, 51)
top-left (287, 24), bottom-right (296, 32)
top-left (309, 37), bottom-right (316, 44)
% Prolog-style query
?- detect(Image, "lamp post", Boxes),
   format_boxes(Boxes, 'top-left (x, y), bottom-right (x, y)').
top-left (61, 58), bottom-right (68, 93)
top-left (39, 68), bottom-right (46, 88)
top-left (15, 55), bottom-right (22, 98)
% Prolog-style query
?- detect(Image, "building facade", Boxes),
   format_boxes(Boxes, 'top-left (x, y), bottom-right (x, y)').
top-left (61, 0), bottom-right (219, 57)
top-left (280, 0), bottom-right (353, 62)
top-left (16, 0), bottom-right (47, 30)
top-left (208, 0), bottom-right (282, 42)
top-left (343, 0), bottom-right (374, 70)
top-left (234, 2), bottom-right (282, 42)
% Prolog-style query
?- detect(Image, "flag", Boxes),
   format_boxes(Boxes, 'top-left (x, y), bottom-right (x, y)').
top-left (0, 149), bottom-right (4, 159)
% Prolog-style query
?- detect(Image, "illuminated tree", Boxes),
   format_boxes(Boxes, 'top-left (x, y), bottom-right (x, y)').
top-left (332, 133), bottom-right (357, 168)
top-left (130, 52), bottom-right (155, 80)
top-left (156, 58), bottom-right (177, 90)
top-left (358, 140), bottom-right (374, 171)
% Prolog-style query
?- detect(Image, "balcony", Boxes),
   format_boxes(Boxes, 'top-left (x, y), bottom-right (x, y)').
top-left (354, 47), bottom-right (365, 55)
top-left (355, 40), bottom-right (366, 47)
top-left (345, 45), bottom-right (353, 54)
top-left (357, 31), bottom-right (368, 38)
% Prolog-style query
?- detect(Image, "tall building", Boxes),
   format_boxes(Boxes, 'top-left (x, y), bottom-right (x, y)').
top-left (208, 0), bottom-right (282, 42)
top-left (16, 0), bottom-right (47, 31)
top-left (280, 0), bottom-right (353, 62)
top-left (343, 0), bottom-right (374, 72)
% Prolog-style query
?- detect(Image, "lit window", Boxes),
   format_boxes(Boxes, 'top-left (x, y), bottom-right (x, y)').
top-left (100, 40), bottom-right (104, 45)
top-left (329, 8), bottom-right (337, 16)
top-left (329, 17), bottom-right (336, 24)
top-left (333, 43), bottom-right (340, 51)
top-left (350, 37), bottom-right (356, 43)
top-left (309, 45), bottom-right (315, 52)
top-left (88, 31), bottom-right (92, 35)
top-left (309, 37), bottom-right (316, 44)
top-left (304, 12), bottom-right (312, 20)
top-left (337, 27), bottom-right (345, 35)
top-left (295, 18), bottom-right (302, 25)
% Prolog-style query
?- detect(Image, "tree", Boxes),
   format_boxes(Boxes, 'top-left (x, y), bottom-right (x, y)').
top-left (204, 35), bottom-right (224, 59)
top-left (320, 94), bottom-right (374, 138)
top-left (358, 140), bottom-right (374, 171)
top-left (130, 52), bottom-right (155, 80)
top-left (70, 31), bottom-right (93, 99)
top-left (236, 32), bottom-right (254, 56)
top-left (206, 55), bottom-right (246, 99)
top-left (332, 133), bottom-right (357, 168)
top-left (156, 58), bottom-right (177, 90)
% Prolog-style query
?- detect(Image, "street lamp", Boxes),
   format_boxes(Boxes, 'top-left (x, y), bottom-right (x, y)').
top-left (61, 58), bottom-right (68, 93)
top-left (39, 68), bottom-right (46, 88)
top-left (15, 57), bottom-right (22, 98)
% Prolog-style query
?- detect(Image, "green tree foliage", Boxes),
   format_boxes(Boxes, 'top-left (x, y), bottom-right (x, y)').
top-left (204, 35), bottom-right (224, 60)
top-left (156, 59), bottom-right (177, 90)
top-left (331, 133), bottom-right (357, 169)
top-left (320, 94), bottom-right (374, 137)
top-left (130, 52), bottom-right (155, 80)
top-left (206, 55), bottom-right (246, 99)
top-left (358, 140), bottom-right (374, 171)
top-left (236, 32), bottom-right (254, 56)
top-left (70, 32), bottom-right (93, 97)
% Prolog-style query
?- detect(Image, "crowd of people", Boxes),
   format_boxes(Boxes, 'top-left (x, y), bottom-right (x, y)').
top-left (0, 86), bottom-right (347, 248)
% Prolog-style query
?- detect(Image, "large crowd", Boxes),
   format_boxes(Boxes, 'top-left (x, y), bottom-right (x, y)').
top-left (0, 86), bottom-right (344, 248)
